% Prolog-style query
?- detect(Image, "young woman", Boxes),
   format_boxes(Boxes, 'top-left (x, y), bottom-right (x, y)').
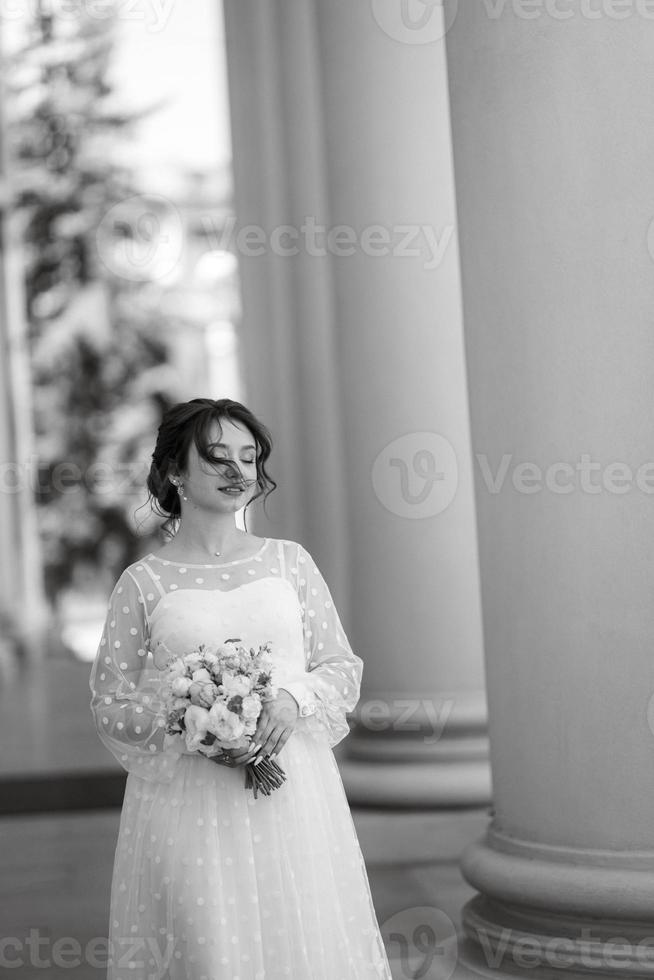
top-left (89, 397), bottom-right (393, 979)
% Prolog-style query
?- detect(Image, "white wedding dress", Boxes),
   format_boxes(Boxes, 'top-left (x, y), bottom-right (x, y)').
top-left (89, 536), bottom-right (393, 980)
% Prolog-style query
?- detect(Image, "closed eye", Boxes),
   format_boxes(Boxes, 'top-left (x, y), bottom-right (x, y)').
top-left (210, 457), bottom-right (256, 465)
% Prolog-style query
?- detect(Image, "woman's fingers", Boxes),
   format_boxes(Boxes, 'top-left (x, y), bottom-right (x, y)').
top-left (268, 729), bottom-right (290, 759)
top-left (254, 726), bottom-right (289, 761)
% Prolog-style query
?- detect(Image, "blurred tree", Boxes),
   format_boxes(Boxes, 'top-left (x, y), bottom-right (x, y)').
top-left (4, 3), bottom-right (181, 601)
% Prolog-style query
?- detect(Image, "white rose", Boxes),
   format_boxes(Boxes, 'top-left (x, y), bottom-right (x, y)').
top-left (241, 694), bottom-right (261, 722)
top-left (207, 701), bottom-right (246, 741)
top-left (171, 676), bottom-right (192, 697)
top-left (183, 704), bottom-right (212, 752)
top-left (184, 653), bottom-right (204, 672)
top-left (221, 673), bottom-right (252, 697)
top-left (216, 643), bottom-right (239, 657)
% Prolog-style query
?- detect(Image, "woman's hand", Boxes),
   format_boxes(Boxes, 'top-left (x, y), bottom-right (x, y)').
top-left (227, 690), bottom-right (300, 767)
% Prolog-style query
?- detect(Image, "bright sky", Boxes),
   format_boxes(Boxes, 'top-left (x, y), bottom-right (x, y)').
top-left (109, 0), bottom-right (232, 191)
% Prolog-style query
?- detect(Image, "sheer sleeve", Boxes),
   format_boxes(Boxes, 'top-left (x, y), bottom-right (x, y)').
top-left (277, 542), bottom-right (363, 748)
top-left (88, 567), bottom-right (186, 784)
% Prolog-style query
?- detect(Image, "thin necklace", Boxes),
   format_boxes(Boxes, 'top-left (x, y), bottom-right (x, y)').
top-left (172, 532), bottom-right (245, 558)
top-left (213, 534), bottom-right (246, 557)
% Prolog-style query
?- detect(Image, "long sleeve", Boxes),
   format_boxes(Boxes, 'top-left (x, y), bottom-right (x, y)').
top-left (89, 567), bottom-right (185, 784)
top-left (277, 542), bottom-right (363, 748)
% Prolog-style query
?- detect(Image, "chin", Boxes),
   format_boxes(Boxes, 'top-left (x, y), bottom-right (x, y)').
top-left (214, 493), bottom-right (248, 508)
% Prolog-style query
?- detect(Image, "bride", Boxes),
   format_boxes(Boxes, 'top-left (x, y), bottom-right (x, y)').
top-left (89, 396), bottom-right (393, 979)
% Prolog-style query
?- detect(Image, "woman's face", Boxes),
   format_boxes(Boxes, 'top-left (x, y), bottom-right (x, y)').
top-left (176, 418), bottom-right (259, 515)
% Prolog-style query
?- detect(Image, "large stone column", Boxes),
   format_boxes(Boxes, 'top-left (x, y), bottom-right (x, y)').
top-left (223, 0), bottom-right (489, 806)
top-left (444, 3), bottom-right (654, 974)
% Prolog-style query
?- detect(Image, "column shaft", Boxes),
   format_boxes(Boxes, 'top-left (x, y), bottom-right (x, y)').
top-left (444, 2), bottom-right (654, 973)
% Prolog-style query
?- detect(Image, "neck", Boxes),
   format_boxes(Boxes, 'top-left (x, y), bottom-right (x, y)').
top-left (173, 518), bottom-right (245, 556)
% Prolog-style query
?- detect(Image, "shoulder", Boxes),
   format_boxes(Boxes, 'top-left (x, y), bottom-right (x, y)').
top-left (272, 538), bottom-right (313, 562)
top-left (265, 538), bottom-right (318, 577)
top-left (123, 558), bottom-right (150, 578)
top-left (272, 540), bottom-right (323, 581)
top-left (109, 560), bottom-right (151, 599)
top-left (267, 536), bottom-right (299, 552)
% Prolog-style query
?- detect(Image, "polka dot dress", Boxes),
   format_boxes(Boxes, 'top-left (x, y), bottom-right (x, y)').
top-left (89, 537), bottom-right (392, 979)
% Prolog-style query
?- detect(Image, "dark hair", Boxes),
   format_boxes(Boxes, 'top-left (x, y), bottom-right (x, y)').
top-left (146, 398), bottom-right (277, 540)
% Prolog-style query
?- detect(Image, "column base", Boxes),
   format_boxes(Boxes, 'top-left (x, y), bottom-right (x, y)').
top-left (338, 755), bottom-right (492, 807)
top-left (339, 689), bottom-right (491, 807)
top-left (457, 829), bottom-right (654, 977)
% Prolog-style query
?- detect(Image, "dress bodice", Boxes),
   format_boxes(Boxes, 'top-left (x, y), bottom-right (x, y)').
top-left (89, 537), bottom-right (364, 783)
top-left (148, 574), bottom-right (306, 678)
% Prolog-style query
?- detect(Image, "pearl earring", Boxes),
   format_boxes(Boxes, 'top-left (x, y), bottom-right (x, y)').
top-left (173, 480), bottom-right (188, 502)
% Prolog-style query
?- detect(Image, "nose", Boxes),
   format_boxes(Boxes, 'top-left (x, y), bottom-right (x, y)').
top-left (217, 460), bottom-right (246, 484)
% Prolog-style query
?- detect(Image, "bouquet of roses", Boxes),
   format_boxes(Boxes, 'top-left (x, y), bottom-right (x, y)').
top-left (160, 638), bottom-right (287, 797)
